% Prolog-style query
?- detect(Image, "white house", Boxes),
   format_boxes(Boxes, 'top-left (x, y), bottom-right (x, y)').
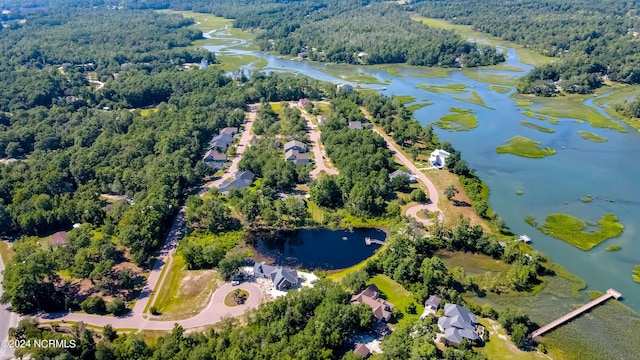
top-left (429, 149), bottom-right (451, 169)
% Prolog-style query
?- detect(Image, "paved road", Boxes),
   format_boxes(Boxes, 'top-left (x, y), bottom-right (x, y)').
top-left (372, 128), bottom-right (444, 225)
top-left (200, 105), bottom-right (257, 194)
top-left (0, 254), bottom-right (18, 360)
top-left (38, 283), bottom-right (262, 331)
top-left (297, 105), bottom-right (338, 179)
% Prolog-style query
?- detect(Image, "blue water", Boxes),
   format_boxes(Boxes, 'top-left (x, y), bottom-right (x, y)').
top-left (205, 35), bottom-right (640, 312)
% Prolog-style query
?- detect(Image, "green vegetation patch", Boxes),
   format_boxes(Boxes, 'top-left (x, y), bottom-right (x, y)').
top-left (537, 213), bottom-right (624, 251)
top-left (516, 189), bottom-right (523, 195)
top-left (512, 93), bottom-right (626, 132)
top-left (525, 215), bottom-right (537, 227)
top-left (522, 111), bottom-right (559, 124)
top-left (406, 101), bottom-right (433, 112)
top-left (391, 95), bottom-right (416, 105)
top-left (578, 131), bottom-right (607, 142)
top-left (224, 289), bottom-right (250, 307)
top-left (315, 65), bottom-right (384, 84)
top-left (462, 70), bottom-right (519, 87)
top-left (633, 265), bottom-right (640, 283)
top-left (435, 108), bottom-right (478, 131)
top-left (605, 245), bottom-right (621, 252)
top-left (496, 136), bottom-right (556, 158)
top-left (417, 83), bottom-right (468, 94)
top-left (520, 120), bottom-right (555, 133)
top-left (453, 91), bottom-right (493, 109)
top-left (489, 85), bottom-right (513, 94)
top-left (580, 195), bottom-right (593, 203)
top-left (368, 274), bottom-right (423, 323)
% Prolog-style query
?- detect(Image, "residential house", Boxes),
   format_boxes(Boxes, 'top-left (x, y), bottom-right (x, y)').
top-left (420, 295), bottom-right (442, 320)
top-left (353, 343), bottom-right (371, 358)
top-left (200, 59), bottom-right (209, 69)
top-left (351, 284), bottom-right (394, 322)
top-left (429, 149), bottom-right (451, 169)
top-left (298, 98), bottom-right (309, 108)
top-left (437, 303), bottom-right (483, 345)
top-left (203, 150), bottom-right (227, 169)
top-left (253, 262), bottom-right (299, 291)
top-left (219, 127), bottom-right (239, 136)
top-left (285, 149), bottom-right (310, 166)
top-left (519, 235), bottom-right (532, 243)
top-left (217, 170), bottom-right (255, 193)
top-left (348, 121), bottom-right (363, 130)
top-left (389, 170), bottom-right (417, 183)
top-left (337, 83), bottom-right (353, 93)
top-left (284, 140), bottom-right (308, 153)
top-left (209, 133), bottom-right (234, 151)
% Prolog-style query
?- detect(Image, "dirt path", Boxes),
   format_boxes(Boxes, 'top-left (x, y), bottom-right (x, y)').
top-left (296, 105), bottom-right (338, 179)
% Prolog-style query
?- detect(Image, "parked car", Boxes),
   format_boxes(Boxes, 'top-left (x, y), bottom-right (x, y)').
top-left (231, 280), bottom-right (240, 286)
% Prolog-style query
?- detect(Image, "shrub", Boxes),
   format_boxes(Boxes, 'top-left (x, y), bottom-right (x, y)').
top-left (81, 296), bottom-right (106, 314)
top-left (106, 298), bottom-right (126, 315)
top-left (410, 189), bottom-right (427, 203)
top-left (150, 306), bottom-right (160, 315)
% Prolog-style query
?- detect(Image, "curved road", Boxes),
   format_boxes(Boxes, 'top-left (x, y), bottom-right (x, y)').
top-left (371, 127), bottom-right (444, 225)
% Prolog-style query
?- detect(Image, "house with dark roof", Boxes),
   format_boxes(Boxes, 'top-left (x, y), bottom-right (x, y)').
top-left (351, 284), bottom-right (394, 322)
top-left (348, 121), bottom-right (363, 130)
top-left (217, 170), bottom-right (255, 193)
top-left (421, 295), bottom-right (442, 320)
top-left (437, 303), bottom-right (483, 345)
top-left (203, 150), bottom-right (227, 169)
top-left (209, 133), bottom-right (234, 151)
top-left (353, 343), bottom-right (371, 358)
top-left (285, 149), bottom-right (310, 165)
top-left (219, 127), bottom-right (239, 136)
top-left (284, 140), bottom-right (308, 153)
top-left (253, 262), bottom-right (299, 291)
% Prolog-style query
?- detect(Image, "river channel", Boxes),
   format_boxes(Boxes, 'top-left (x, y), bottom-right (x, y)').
top-left (201, 29), bottom-right (640, 313)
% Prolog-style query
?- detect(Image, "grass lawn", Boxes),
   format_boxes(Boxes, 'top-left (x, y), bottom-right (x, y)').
top-left (577, 131), bottom-right (607, 142)
top-left (314, 102), bottom-right (331, 115)
top-left (0, 240), bottom-right (14, 264)
top-left (489, 85), bottom-right (513, 94)
top-left (453, 91), bottom-right (493, 109)
top-left (224, 289), bottom-right (250, 307)
top-left (411, 16), bottom-right (555, 67)
top-left (368, 274), bottom-right (422, 323)
top-left (417, 83), bottom-right (468, 94)
top-left (462, 70), bottom-right (520, 87)
top-left (537, 213), bottom-right (624, 251)
top-left (478, 319), bottom-right (548, 360)
top-left (520, 120), bottom-right (555, 133)
top-left (140, 107), bottom-right (159, 117)
top-left (438, 250), bottom-right (511, 277)
top-left (436, 108), bottom-right (478, 131)
top-left (511, 93), bottom-right (625, 132)
top-left (269, 102), bottom-right (286, 119)
top-left (151, 255), bottom-right (222, 320)
top-left (496, 136), bottom-right (556, 158)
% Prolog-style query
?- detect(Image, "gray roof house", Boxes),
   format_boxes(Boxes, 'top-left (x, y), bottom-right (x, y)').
top-left (421, 294), bottom-right (442, 320)
top-left (285, 149), bottom-right (310, 166)
top-left (219, 127), bottom-right (239, 136)
top-left (437, 303), bottom-right (481, 345)
top-left (284, 140), bottom-right (308, 153)
top-left (253, 262), bottom-right (299, 291)
top-left (203, 150), bottom-right (227, 169)
top-left (389, 170), bottom-right (417, 183)
top-left (217, 170), bottom-right (255, 193)
top-left (209, 133), bottom-right (234, 151)
top-left (348, 121), bottom-right (363, 130)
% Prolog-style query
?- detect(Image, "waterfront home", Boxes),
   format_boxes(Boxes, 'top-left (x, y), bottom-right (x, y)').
top-left (519, 235), bottom-right (532, 243)
top-left (437, 303), bottom-right (484, 345)
top-left (429, 149), bottom-right (451, 169)
top-left (203, 150), bottom-right (227, 169)
top-left (351, 284), bottom-right (394, 322)
top-left (253, 262), bottom-right (299, 291)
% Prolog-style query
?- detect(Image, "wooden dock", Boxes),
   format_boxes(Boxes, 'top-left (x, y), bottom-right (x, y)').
top-left (529, 288), bottom-right (622, 339)
top-left (364, 237), bottom-right (386, 246)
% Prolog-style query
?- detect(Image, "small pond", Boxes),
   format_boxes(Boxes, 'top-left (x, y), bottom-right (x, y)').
top-left (252, 228), bottom-right (386, 270)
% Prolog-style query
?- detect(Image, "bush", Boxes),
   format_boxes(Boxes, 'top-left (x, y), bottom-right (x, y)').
top-left (81, 296), bottom-right (106, 314)
top-left (106, 298), bottom-right (126, 315)
top-left (406, 302), bottom-right (417, 314)
top-left (410, 189), bottom-right (427, 203)
top-left (150, 306), bottom-right (160, 315)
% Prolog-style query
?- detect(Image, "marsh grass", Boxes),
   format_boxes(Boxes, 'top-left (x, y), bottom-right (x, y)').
top-left (496, 136), bottom-right (556, 158)
top-left (537, 213), bottom-right (624, 251)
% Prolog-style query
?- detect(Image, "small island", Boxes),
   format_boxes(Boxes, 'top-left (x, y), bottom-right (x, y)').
top-left (606, 245), bottom-right (621, 251)
top-left (435, 108), bottom-right (478, 131)
top-left (578, 131), bottom-right (608, 142)
top-left (496, 136), bottom-right (557, 158)
top-left (536, 213), bottom-right (624, 251)
top-left (633, 265), bottom-right (640, 283)
top-left (520, 120), bottom-right (555, 133)
top-left (417, 83), bottom-right (468, 94)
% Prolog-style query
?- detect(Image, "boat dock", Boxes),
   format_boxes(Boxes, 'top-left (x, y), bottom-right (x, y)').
top-left (529, 288), bottom-right (622, 339)
top-left (364, 237), bottom-right (386, 246)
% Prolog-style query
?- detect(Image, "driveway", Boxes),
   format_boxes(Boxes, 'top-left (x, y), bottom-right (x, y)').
top-left (296, 105), bottom-right (338, 179)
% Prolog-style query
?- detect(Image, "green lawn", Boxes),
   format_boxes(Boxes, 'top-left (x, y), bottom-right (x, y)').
top-left (496, 136), bottom-right (556, 158)
top-left (512, 93), bottom-right (626, 132)
top-left (537, 213), bottom-right (624, 251)
top-left (453, 91), bottom-right (493, 109)
top-left (417, 83), bottom-right (468, 94)
top-left (520, 120), bottom-right (555, 133)
top-left (438, 251), bottom-right (512, 277)
top-left (478, 319), bottom-right (548, 360)
top-left (578, 131), bottom-right (607, 142)
top-left (368, 274), bottom-right (422, 323)
top-left (269, 102), bottom-right (286, 119)
top-left (489, 85), bottom-right (513, 94)
top-left (435, 108), bottom-right (478, 131)
top-left (411, 16), bottom-right (556, 67)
